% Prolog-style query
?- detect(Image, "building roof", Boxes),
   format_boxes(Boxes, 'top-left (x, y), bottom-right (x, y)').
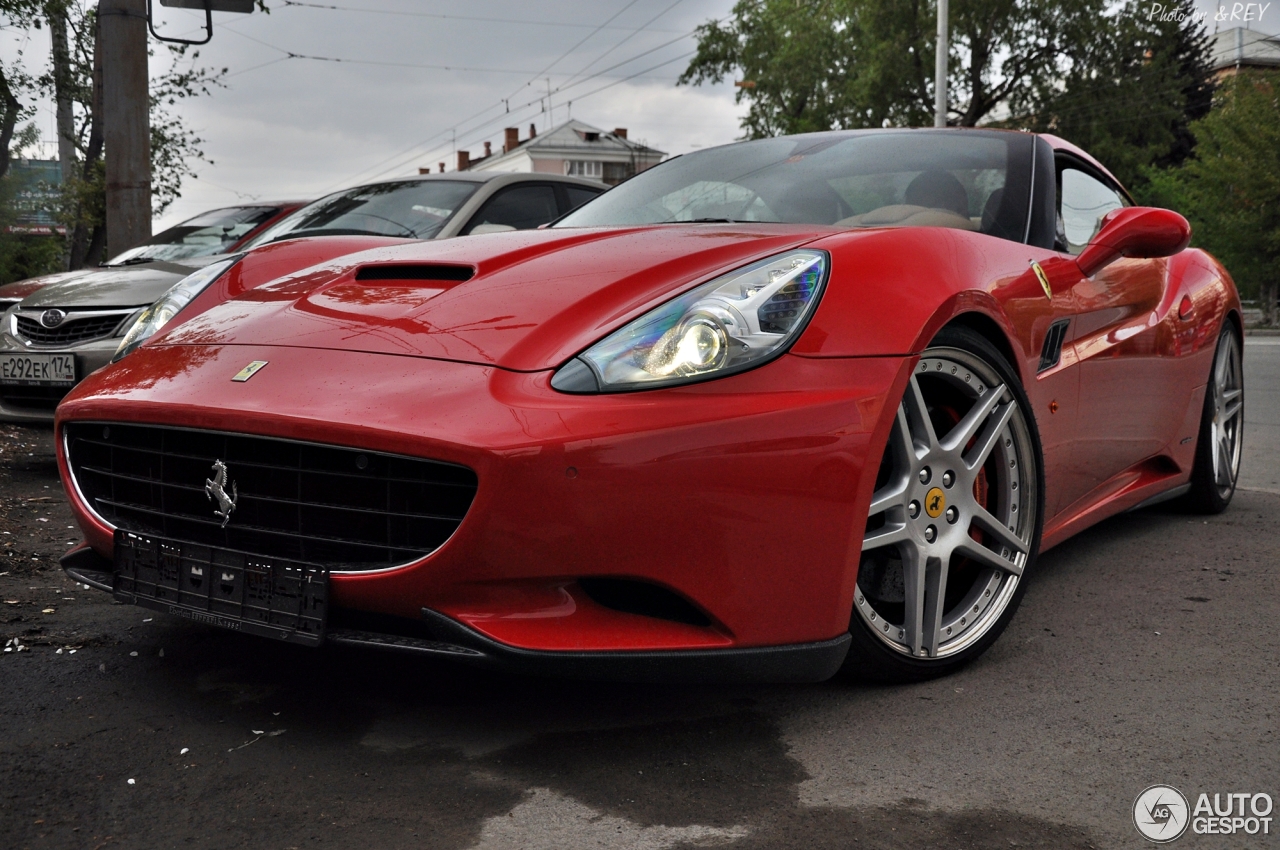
top-left (1210, 27), bottom-right (1280, 72)
top-left (466, 119), bottom-right (665, 171)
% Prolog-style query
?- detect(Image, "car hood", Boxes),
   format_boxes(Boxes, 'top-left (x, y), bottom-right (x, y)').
top-left (0, 269), bottom-right (102, 302)
top-left (157, 225), bottom-right (834, 371)
top-left (19, 257), bottom-right (215, 310)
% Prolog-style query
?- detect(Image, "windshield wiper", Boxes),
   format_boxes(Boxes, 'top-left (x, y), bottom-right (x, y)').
top-left (103, 257), bottom-right (155, 267)
top-left (266, 227), bottom-right (408, 243)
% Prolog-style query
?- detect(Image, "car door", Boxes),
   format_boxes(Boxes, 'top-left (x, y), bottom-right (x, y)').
top-left (1059, 160), bottom-right (1184, 500)
top-left (460, 183), bottom-right (561, 234)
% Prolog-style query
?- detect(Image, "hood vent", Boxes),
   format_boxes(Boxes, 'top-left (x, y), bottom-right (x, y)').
top-left (355, 264), bottom-right (474, 283)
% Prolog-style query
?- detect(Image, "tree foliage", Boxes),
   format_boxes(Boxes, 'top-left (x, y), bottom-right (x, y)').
top-left (1018, 0), bottom-right (1215, 195)
top-left (680, 0), bottom-right (1216, 194)
top-left (680, 0), bottom-right (1110, 134)
top-left (1146, 72), bottom-right (1280, 325)
top-left (0, 1), bottom-right (229, 276)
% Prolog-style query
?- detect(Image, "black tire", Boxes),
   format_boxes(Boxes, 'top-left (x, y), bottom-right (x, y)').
top-left (842, 325), bottom-right (1045, 683)
top-left (1181, 324), bottom-right (1244, 514)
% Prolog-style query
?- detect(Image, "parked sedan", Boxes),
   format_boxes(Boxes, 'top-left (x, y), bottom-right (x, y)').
top-left (54, 129), bottom-right (1241, 683)
top-left (0, 202), bottom-right (305, 421)
top-left (0, 202), bottom-right (304, 310)
top-left (1, 173), bottom-right (603, 422)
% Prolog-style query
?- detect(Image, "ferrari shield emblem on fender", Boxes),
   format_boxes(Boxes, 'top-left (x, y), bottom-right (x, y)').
top-left (1030, 260), bottom-right (1053, 301)
top-left (232, 360), bottom-right (268, 382)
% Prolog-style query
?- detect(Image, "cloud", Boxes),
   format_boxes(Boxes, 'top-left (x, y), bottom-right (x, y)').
top-left (143, 0), bottom-right (747, 229)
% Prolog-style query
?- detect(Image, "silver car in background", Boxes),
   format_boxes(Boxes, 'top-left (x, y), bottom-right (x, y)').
top-left (0, 172), bottom-right (604, 422)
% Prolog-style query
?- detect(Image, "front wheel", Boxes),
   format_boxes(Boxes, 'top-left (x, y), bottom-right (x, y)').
top-left (844, 326), bottom-right (1045, 682)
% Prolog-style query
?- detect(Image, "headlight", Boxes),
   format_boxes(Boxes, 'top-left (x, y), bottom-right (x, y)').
top-left (551, 249), bottom-right (828, 393)
top-left (113, 257), bottom-right (239, 362)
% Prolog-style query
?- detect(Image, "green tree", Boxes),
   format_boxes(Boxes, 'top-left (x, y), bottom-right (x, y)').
top-left (1146, 72), bottom-right (1280, 326)
top-left (0, 1), bottom-right (235, 275)
top-left (679, 0), bottom-right (1108, 135)
top-left (1018, 0), bottom-right (1214, 195)
top-left (680, 0), bottom-right (1216, 197)
top-left (35, 2), bottom-right (228, 267)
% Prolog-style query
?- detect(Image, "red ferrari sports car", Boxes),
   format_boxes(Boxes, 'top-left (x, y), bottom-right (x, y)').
top-left (55, 129), bottom-right (1243, 682)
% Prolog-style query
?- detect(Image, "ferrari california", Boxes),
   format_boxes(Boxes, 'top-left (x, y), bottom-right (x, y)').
top-left (55, 128), bottom-right (1243, 682)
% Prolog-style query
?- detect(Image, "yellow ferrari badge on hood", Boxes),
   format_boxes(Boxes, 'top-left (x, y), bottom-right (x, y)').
top-left (232, 361), bottom-right (268, 382)
top-left (1030, 260), bottom-right (1053, 301)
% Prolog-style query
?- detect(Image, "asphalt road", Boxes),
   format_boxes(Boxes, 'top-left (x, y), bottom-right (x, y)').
top-left (1, 338), bottom-right (1277, 850)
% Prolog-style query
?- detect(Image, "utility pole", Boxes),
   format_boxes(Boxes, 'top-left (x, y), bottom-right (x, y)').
top-left (100, 0), bottom-right (151, 259)
top-left (934, 0), bottom-right (948, 127)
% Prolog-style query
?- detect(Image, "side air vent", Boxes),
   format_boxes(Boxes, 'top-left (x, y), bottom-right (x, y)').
top-left (1038, 319), bottom-right (1071, 373)
top-left (578, 578), bottom-right (712, 627)
top-left (355, 264), bottom-right (474, 283)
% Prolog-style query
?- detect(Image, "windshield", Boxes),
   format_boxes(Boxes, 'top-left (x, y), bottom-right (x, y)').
top-left (242, 180), bottom-right (479, 248)
top-left (557, 131), bottom-right (1033, 242)
top-left (108, 206), bottom-right (282, 264)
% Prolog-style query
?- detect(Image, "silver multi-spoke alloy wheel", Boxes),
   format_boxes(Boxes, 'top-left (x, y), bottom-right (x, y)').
top-left (855, 339), bottom-right (1039, 664)
top-left (1208, 330), bottom-right (1243, 500)
top-left (1186, 325), bottom-right (1244, 514)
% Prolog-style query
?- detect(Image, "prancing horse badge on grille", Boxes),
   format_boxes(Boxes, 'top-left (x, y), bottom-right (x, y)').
top-left (205, 460), bottom-right (238, 528)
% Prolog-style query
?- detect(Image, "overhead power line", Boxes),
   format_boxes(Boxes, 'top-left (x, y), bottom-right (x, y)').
top-left (277, 0), bottom-right (685, 33)
top-left (352, 47), bottom-right (697, 188)
top-left (313, 14), bottom-right (718, 190)
top-left (557, 0), bottom-right (688, 92)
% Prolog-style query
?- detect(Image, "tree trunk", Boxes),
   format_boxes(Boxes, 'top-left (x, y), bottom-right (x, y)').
top-left (1262, 281), bottom-right (1279, 328)
top-left (48, 3), bottom-right (77, 187)
top-left (0, 66), bottom-right (20, 181)
top-left (68, 12), bottom-right (106, 270)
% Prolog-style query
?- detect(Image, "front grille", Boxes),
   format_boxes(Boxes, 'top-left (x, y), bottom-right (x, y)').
top-left (1, 384), bottom-right (71, 412)
top-left (15, 311), bottom-right (132, 346)
top-left (65, 423), bottom-right (479, 572)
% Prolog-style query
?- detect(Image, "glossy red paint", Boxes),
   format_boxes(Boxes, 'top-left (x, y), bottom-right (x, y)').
top-left (158, 225), bottom-right (833, 370)
top-left (157, 235), bottom-right (414, 333)
top-left (1074, 207), bottom-right (1191, 278)
top-left (59, 341), bottom-right (907, 649)
top-left (53, 167), bottom-right (1241, 658)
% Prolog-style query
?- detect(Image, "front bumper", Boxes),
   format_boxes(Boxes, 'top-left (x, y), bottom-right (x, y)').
top-left (62, 545), bottom-right (852, 682)
top-left (0, 335), bottom-right (118, 423)
top-left (57, 342), bottom-right (910, 670)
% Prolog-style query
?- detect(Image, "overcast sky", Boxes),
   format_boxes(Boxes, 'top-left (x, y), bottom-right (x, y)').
top-left (3, 0), bottom-right (1277, 233)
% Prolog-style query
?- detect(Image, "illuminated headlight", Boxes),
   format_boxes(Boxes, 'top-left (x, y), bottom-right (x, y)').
top-left (552, 249), bottom-right (828, 393)
top-left (113, 257), bottom-right (239, 362)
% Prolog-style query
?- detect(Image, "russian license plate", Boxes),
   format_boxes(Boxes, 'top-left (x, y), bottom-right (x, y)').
top-left (113, 530), bottom-right (328, 646)
top-left (0, 353), bottom-right (75, 385)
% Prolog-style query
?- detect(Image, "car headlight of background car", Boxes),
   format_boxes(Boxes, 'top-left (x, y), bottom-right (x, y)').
top-left (552, 249), bottom-right (829, 393)
top-left (113, 257), bottom-right (240, 362)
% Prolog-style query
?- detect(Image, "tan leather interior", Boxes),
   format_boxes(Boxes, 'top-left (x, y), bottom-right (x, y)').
top-left (836, 204), bottom-right (978, 232)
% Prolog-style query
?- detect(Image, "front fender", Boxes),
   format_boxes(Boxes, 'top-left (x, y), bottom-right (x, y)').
top-left (794, 228), bottom-right (1080, 386)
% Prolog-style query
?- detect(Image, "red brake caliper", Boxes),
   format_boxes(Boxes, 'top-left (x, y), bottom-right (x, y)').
top-left (937, 403), bottom-right (991, 545)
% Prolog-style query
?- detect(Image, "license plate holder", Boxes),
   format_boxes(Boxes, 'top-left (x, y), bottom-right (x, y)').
top-left (0, 352), bottom-right (76, 386)
top-left (113, 530), bottom-right (328, 646)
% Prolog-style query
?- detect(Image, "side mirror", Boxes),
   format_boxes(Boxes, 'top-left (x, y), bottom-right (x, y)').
top-left (1075, 207), bottom-right (1191, 278)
